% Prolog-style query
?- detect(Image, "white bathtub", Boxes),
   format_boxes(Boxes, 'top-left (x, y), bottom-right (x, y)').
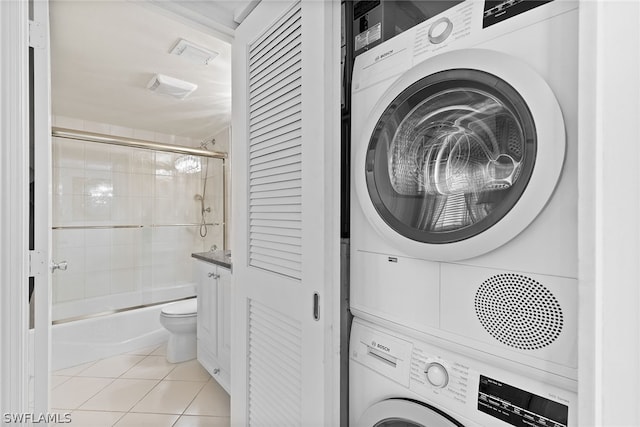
top-left (51, 304), bottom-right (170, 371)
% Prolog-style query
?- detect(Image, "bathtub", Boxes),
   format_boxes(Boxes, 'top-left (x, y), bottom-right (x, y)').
top-left (51, 304), bottom-right (170, 371)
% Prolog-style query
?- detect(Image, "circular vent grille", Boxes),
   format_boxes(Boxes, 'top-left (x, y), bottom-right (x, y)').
top-left (474, 274), bottom-right (563, 350)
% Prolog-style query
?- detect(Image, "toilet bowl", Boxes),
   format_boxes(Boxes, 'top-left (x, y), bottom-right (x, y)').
top-left (159, 298), bottom-right (198, 363)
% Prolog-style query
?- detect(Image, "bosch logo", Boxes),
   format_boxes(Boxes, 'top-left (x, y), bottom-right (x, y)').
top-left (376, 343), bottom-right (390, 352)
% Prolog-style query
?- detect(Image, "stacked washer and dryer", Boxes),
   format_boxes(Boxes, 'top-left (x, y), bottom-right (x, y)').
top-left (349, 1), bottom-right (579, 426)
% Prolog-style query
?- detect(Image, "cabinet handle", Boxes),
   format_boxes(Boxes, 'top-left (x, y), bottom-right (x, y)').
top-left (208, 272), bottom-right (220, 279)
top-left (213, 368), bottom-right (220, 375)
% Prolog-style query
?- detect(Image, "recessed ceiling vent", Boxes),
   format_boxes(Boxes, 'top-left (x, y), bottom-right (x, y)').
top-left (146, 74), bottom-right (197, 100)
top-left (170, 38), bottom-right (219, 65)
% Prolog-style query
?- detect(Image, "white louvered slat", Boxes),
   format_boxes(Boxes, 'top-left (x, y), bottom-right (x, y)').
top-left (250, 194), bottom-right (301, 204)
top-left (249, 4), bottom-right (300, 56)
top-left (250, 179), bottom-right (301, 194)
top-left (249, 127), bottom-right (301, 151)
top-left (249, 232), bottom-right (301, 246)
top-left (249, 69), bottom-right (301, 106)
top-left (248, 300), bottom-right (302, 426)
top-left (250, 171), bottom-right (302, 187)
top-left (250, 144), bottom-right (301, 166)
top-left (250, 80), bottom-right (301, 112)
top-left (247, 0), bottom-right (302, 280)
top-left (250, 226), bottom-right (301, 238)
top-left (250, 51), bottom-right (301, 94)
top-left (249, 188), bottom-right (301, 201)
top-left (249, 153), bottom-right (301, 173)
top-left (248, 122), bottom-right (301, 148)
top-left (250, 90), bottom-right (301, 124)
top-left (250, 239), bottom-right (301, 254)
top-left (250, 138), bottom-right (301, 160)
top-left (250, 113), bottom-right (301, 143)
top-left (250, 16), bottom-right (300, 73)
top-left (250, 106), bottom-right (301, 135)
top-left (250, 203), bottom-right (301, 213)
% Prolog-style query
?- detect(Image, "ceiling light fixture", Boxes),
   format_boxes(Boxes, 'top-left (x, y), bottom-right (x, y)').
top-left (170, 38), bottom-right (219, 65)
top-left (146, 74), bottom-right (197, 100)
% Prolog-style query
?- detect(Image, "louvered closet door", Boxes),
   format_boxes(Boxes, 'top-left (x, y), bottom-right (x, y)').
top-left (231, 1), bottom-right (339, 426)
top-left (248, 2), bottom-right (303, 279)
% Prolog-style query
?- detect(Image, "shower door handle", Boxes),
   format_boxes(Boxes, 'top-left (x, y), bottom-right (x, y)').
top-left (50, 260), bottom-right (68, 273)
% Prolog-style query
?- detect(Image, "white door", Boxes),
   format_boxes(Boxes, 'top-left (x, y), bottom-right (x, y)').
top-left (231, 1), bottom-right (340, 425)
top-left (29, 0), bottom-right (53, 415)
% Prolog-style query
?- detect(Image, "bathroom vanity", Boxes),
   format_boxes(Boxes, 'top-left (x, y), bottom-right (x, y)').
top-left (192, 251), bottom-right (232, 393)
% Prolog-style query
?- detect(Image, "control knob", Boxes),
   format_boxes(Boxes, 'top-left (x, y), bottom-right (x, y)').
top-left (428, 17), bottom-right (453, 44)
top-left (425, 362), bottom-right (449, 388)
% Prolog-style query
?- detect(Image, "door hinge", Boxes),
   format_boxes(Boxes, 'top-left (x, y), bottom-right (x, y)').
top-left (29, 250), bottom-right (47, 277)
top-left (29, 20), bottom-right (45, 49)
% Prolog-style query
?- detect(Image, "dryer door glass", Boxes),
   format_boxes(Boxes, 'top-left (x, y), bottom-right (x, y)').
top-left (366, 69), bottom-right (537, 244)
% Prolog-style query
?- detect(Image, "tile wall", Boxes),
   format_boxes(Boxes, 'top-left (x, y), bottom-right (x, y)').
top-left (52, 116), bottom-right (229, 321)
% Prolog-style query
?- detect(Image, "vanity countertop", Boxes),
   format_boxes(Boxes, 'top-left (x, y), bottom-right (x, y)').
top-left (192, 251), bottom-right (232, 271)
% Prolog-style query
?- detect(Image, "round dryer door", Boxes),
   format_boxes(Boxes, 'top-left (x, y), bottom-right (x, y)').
top-left (357, 399), bottom-right (465, 427)
top-left (355, 49), bottom-right (565, 261)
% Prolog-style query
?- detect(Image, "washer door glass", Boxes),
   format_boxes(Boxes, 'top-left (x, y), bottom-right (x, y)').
top-left (374, 419), bottom-right (424, 427)
top-left (357, 399), bottom-right (465, 427)
top-left (366, 69), bottom-right (536, 244)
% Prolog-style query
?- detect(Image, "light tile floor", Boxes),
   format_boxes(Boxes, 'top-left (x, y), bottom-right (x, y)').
top-left (51, 343), bottom-right (230, 427)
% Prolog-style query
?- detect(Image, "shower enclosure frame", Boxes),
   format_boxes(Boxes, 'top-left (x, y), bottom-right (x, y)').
top-left (51, 127), bottom-right (228, 250)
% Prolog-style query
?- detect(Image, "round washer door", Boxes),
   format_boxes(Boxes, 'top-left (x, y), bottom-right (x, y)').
top-left (357, 399), bottom-right (465, 427)
top-left (354, 49), bottom-right (565, 261)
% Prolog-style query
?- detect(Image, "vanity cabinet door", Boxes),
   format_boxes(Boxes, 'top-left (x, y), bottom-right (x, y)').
top-left (217, 267), bottom-right (232, 371)
top-left (196, 261), bottom-right (218, 358)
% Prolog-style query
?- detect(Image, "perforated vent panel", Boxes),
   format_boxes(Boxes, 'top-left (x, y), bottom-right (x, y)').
top-left (474, 274), bottom-right (563, 350)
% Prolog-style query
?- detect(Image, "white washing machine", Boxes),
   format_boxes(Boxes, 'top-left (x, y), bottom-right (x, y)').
top-left (350, 0), bottom-right (579, 381)
top-left (350, 318), bottom-right (577, 427)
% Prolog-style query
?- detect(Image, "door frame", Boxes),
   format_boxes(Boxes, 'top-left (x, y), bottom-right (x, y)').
top-left (577, 1), bottom-right (640, 425)
top-left (0, 0), bottom-right (31, 416)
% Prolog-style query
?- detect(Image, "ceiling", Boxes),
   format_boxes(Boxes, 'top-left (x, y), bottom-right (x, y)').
top-left (50, 0), bottom-right (236, 141)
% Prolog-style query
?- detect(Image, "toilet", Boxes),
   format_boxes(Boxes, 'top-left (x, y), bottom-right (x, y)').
top-left (159, 298), bottom-right (198, 363)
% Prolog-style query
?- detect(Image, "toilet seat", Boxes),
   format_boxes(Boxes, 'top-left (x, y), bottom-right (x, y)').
top-left (161, 299), bottom-right (197, 317)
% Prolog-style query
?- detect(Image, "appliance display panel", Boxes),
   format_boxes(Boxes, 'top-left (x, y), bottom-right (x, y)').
top-left (478, 375), bottom-right (568, 427)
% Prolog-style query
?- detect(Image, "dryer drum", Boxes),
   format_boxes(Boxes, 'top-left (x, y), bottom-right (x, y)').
top-left (366, 69), bottom-right (538, 244)
top-left (474, 273), bottom-right (564, 351)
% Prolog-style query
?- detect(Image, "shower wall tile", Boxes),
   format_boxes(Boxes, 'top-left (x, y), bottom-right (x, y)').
top-left (53, 138), bottom-right (85, 169)
top-left (111, 245), bottom-right (138, 270)
top-left (110, 125), bottom-right (134, 139)
top-left (112, 173), bottom-right (130, 197)
top-left (55, 115), bottom-right (84, 131)
top-left (133, 129), bottom-right (155, 142)
top-left (53, 167), bottom-right (86, 195)
top-left (84, 194), bottom-right (112, 223)
top-left (83, 120), bottom-right (111, 135)
top-left (53, 229), bottom-right (85, 249)
top-left (111, 268), bottom-right (141, 294)
top-left (85, 143), bottom-right (113, 171)
top-left (84, 229), bottom-right (112, 247)
top-left (131, 150), bottom-right (155, 175)
top-left (84, 270), bottom-right (111, 299)
top-left (54, 272), bottom-right (85, 303)
top-left (54, 194), bottom-right (86, 225)
top-left (111, 146), bottom-right (132, 173)
top-left (85, 245), bottom-right (111, 273)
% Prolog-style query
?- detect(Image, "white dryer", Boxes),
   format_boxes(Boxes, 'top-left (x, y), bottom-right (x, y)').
top-left (350, 1), bottom-right (579, 380)
top-left (350, 318), bottom-right (577, 427)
